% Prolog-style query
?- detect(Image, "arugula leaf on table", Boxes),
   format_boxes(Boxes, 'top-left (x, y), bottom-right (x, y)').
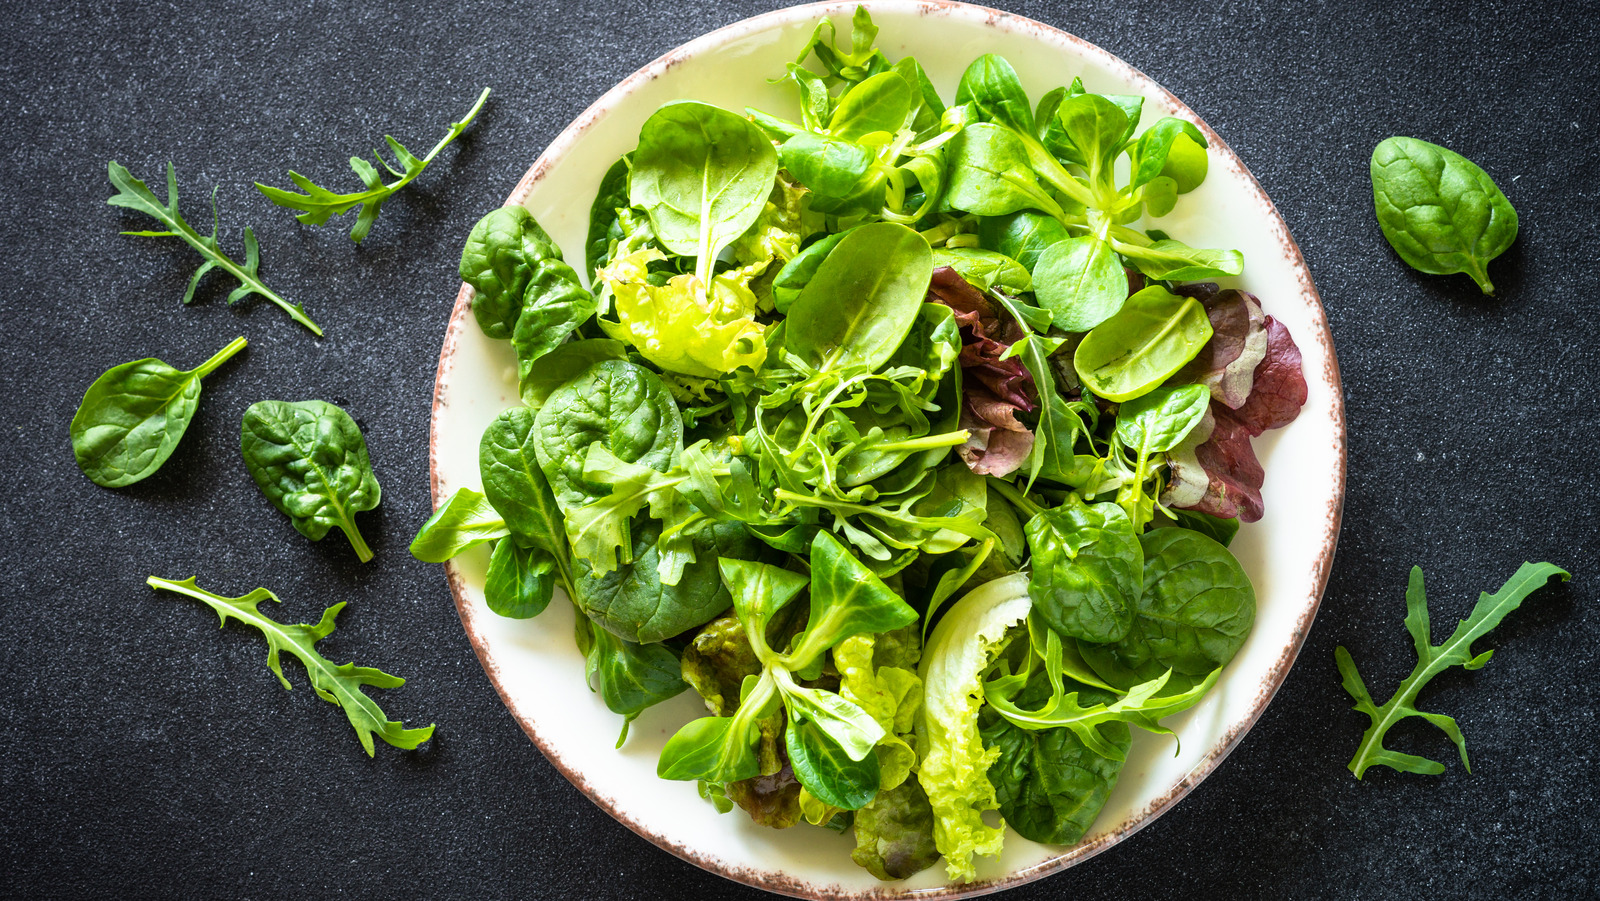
top-left (1336, 562), bottom-right (1569, 779)
top-left (147, 576), bottom-right (434, 756)
top-left (256, 88), bottom-right (490, 243)
top-left (70, 336), bottom-right (247, 488)
top-left (109, 162), bottom-right (321, 335)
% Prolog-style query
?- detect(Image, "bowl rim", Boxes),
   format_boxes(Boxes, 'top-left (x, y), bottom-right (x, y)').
top-left (429, 1), bottom-right (1348, 897)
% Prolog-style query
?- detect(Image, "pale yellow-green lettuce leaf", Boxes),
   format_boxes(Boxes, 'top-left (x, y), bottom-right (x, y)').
top-left (597, 249), bottom-right (767, 378)
top-left (915, 573), bottom-right (1031, 883)
top-left (836, 633), bottom-right (922, 792)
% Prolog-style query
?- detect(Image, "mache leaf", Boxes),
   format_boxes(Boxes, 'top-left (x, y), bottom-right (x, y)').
top-left (147, 576), bottom-right (434, 756)
top-left (1336, 562), bottom-right (1569, 779)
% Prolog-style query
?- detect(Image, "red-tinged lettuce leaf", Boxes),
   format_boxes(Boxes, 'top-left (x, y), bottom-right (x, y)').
top-left (727, 761), bottom-right (803, 828)
top-left (1170, 288), bottom-right (1267, 409)
top-left (1173, 404), bottom-right (1265, 522)
top-left (1234, 315), bottom-right (1307, 435)
top-left (930, 266), bottom-right (1039, 477)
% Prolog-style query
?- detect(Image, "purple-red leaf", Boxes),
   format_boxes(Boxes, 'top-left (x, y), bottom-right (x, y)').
top-left (1178, 404), bottom-right (1265, 522)
top-left (1170, 288), bottom-right (1267, 409)
top-left (1234, 315), bottom-right (1307, 435)
top-left (929, 266), bottom-right (1039, 477)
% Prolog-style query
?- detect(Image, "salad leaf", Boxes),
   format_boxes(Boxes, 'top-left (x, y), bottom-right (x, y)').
top-left (1370, 136), bottom-right (1518, 294)
top-left (785, 223), bottom-right (933, 374)
top-left (1033, 234), bottom-right (1128, 332)
top-left (1024, 495), bottom-right (1143, 644)
top-left (1233, 315), bottom-right (1308, 435)
top-left (532, 359), bottom-right (683, 512)
top-left (240, 400), bottom-right (382, 563)
top-left (1169, 286), bottom-right (1268, 409)
top-left (598, 248), bottom-right (766, 377)
top-left (484, 539), bottom-right (557, 619)
top-left (70, 336), bottom-right (247, 488)
top-left (1337, 562), bottom-right (1569, 778)
top-left (147, 576), bottom-right (433, 756)
top-left (586, 155), bottom-right (632, 274)
top-left (917, 573), bottom-right (1030, 883)
top-left (851, 780), bottom-right (941, 880)
top-left (630, 101), bottom-right (779, 288)
top-left (409, 487), bottom-right (509, 562)
top-left (1074, 285), bottom-right (1212, 402)
top-left (109, 161), bottom-right (320, 335)
top-left (256, 88), bottom-right (489, 243)
top-left (575, 612), bottom-right (688, 745)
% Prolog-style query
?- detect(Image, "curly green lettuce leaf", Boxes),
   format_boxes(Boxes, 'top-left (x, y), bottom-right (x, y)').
top-left (836, 633), bottom-right (920, 791)
top-left (147, 576), bottom-right (433, 756)
top-left (597, 249), bottom-right (769, 378)
top-left (916, 573), bottom-right (1031, 883)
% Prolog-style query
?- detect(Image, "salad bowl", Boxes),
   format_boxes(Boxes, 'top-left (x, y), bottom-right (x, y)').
top-left (428, 1), bottom-right (1346, 896)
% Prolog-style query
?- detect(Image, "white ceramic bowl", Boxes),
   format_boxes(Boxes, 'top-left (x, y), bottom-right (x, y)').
top-left (429, 2), bottom-right (1346, 896)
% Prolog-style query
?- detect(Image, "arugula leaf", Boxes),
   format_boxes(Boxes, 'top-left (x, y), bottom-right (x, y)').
top-left (256, 88), bottom-right (490, 243)
top-left (1336, 562), bottom-right (1569, 779)
top-left (109, 161), bottom-right (321, 335)
top-left (147, 576), bottom-right (434, 756)
top-left (70, 336), bottom-right (247, 488)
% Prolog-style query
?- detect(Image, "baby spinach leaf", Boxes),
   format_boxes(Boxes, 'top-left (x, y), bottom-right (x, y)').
top-left (70, 336), bottom-right (247, 488)
top-left (586, 155), bottom-right (632, 273)
top-left (574, 518), bottom-right (762, 644)
top-left (1337, 562), bottom-right (1568, 778)
top-left (1033, 235), bottom-right (1127, 331)
top-left (148, 576), bottom-right (433, 756)
top-left (981, 677), bottom-right (1129, 845)
top-left (771, 230), bottom-right (850, 314)
top-left (1025, 495), bottom-right (1143, 644)
top-left (931, 247), bottom-right (1031, 294)
top-left (109, 161), bottom-right (321, 335)
top-left (1115, 384), bottom-right (1210, 454)
top-left (484, 539), bottom-right (557, 619)
top-left (1370, 136), bottom-right (1518, 294)
top-left (1074, 285), bottom-right (1213, 402)
top-left (256, 88), bottom-right (489, 244)
top-left (532, 359), bottom-right (683, 511)
top-left (785, 223), bottom-right (933, 374)
top-left (479, 406), bottom-right (567, 558)
top-left (240, 400), bottom-right (382, 563)
top-left (518, 338), bottom-right (626, 409)
top-left (629, 101), bottom-right (779, 286)
top-left (786, 713), bottom-right (882, 810)
top-left (461, 205), bottom-right (554, 339)
top-left (408, 487), bottom-right (509, 562)
top-left (1167, 508), bottom-right (1239, 547)
top-left (1079, 528), bottom-right (1255, 685)
top-left (575, 613), bottom-right (688, 746)
top-left (779, 133), bottom-right (877, 198)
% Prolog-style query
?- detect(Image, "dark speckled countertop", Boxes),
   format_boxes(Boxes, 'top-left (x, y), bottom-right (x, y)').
top-left (3, 1), bottom-right (1597, 898)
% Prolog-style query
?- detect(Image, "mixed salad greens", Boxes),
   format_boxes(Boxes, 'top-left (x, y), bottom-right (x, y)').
top-left (410, 7), bottom-right (1308, 883)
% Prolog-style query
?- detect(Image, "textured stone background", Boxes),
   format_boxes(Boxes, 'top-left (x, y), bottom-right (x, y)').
top-left (3, 0), bottom-right (1597, 898)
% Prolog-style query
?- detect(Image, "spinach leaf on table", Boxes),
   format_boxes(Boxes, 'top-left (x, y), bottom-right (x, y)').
top-left (69, 336), bottom-right (246, 488)
top-left (109, 162), bottom-right (321, 335)
top-left (256, 88), bottom-right (489, 244)
top-left (408, 487), bottom-right (509, 562)
top-left (1370, 136), bottom-right (1518, 294)
top-left (1336, 562), bottom-right (1568, 778)
top-left (240, 400), bottom-right (382, 563)
top-left (629, 100), bottom-right (778, 288)
top-left (147, 576), bottom-right (434, 756)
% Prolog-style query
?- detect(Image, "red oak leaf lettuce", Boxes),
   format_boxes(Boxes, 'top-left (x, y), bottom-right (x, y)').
top-left (927, 267), bottom-right (1037, 476)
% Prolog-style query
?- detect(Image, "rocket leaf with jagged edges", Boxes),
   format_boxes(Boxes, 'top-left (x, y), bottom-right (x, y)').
top-left (1336, 562), bottom-right (1568, 779)
top-left (148, 576), bottom-right (434, 756)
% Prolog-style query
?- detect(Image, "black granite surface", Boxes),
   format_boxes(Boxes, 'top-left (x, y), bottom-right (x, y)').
top-left (3, 0), bottom-right (1598, 898)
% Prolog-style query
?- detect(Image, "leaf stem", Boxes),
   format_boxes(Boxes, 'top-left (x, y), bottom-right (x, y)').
top-left (340, 521), bottom-right (375, 563)
top-left (188, 336), bottom-right (249, 379)
top-left (986, 476), bottom-right (1042, 519)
